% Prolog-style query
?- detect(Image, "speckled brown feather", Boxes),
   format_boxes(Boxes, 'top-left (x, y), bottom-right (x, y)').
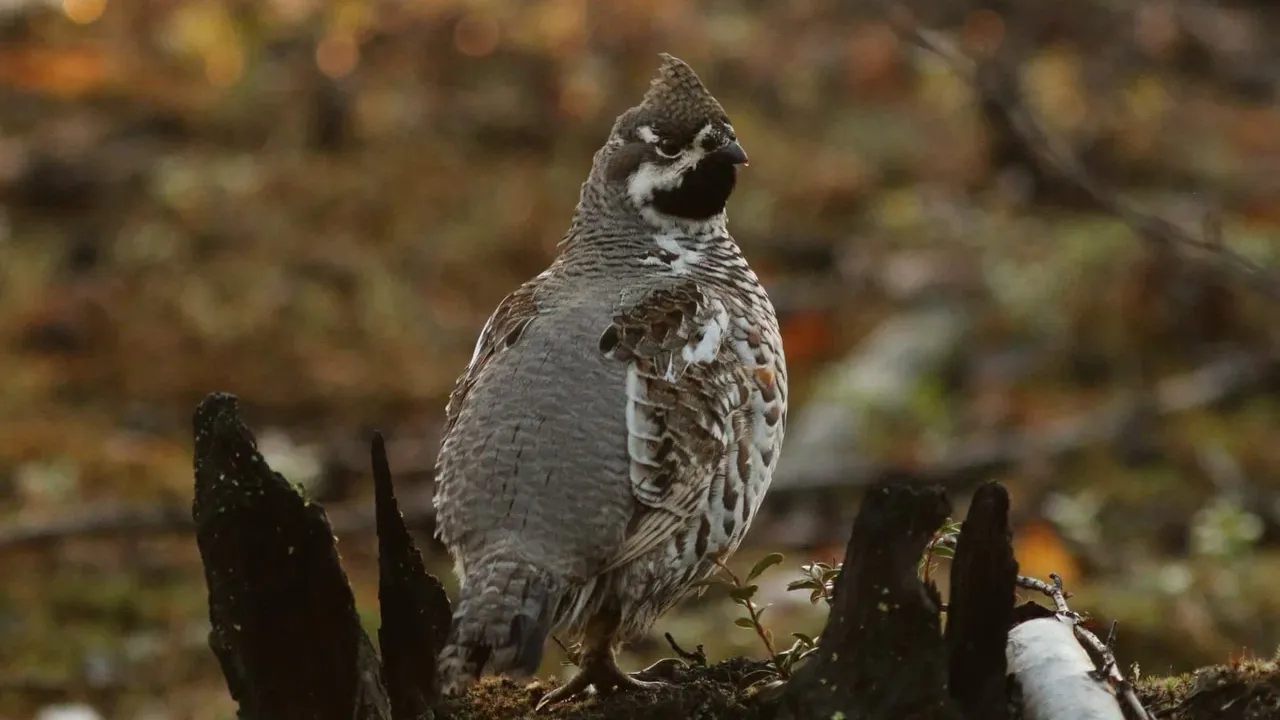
top-left (597, 279), bottom-right (752, 570)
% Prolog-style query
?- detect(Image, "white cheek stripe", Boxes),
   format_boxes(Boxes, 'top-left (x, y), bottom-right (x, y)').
top-left (626, 122), bottom-right (718, 206)
top-left (627, 162), bottom-right (675, 207)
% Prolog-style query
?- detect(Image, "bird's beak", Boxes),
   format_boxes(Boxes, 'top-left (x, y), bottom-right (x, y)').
top-left (716, 140), bottom-right (749, 167)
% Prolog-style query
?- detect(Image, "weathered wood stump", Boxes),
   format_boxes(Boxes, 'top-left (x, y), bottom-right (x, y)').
top-left (193, 393), bottom-right (450, 720)
top-left (779, 481), bottom-right (960, 720)
top-left (193, 393), bottom-right (392, 720)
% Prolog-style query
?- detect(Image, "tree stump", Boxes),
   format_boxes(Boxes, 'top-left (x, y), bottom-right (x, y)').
top-left (192, 393), bottom-right (391, 720)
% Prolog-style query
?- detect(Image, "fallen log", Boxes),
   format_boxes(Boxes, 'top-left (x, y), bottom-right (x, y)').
top-left (1007, 619), bottom-right (1125, 720)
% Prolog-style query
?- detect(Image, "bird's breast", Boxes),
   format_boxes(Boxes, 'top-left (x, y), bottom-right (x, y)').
top-left (435, 299), bottom-right (638, 577)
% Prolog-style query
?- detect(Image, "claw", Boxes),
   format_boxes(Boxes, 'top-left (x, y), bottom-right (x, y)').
top-left (534, 671), bottom-right (593, 712)
top-left (534, 652), bottom-right (669, 712)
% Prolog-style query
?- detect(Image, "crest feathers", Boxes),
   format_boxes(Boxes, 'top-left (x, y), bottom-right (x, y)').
top-left (642, 53), bottom-right (723, 116)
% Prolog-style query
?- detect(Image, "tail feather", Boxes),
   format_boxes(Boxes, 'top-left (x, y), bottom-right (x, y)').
top-left (438, 559), bottom-right (557, 696)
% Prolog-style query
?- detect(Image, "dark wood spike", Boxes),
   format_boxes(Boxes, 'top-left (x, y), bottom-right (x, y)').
top-left (372, 431), bottom-right (452, 718)
top-left (946, 482), bottom-right (1018, 720)
top-left (191, 392), bottom-right (392, 720)
top-left (781, 481), bottom-right (960, 720)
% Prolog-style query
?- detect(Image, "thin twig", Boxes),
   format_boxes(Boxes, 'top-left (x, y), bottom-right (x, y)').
top-left (551, 635), bottom-right (580, 666)
top-left (1018, 572), bottom-right (1152, 720)
top-left (714, 558), bottom-right (787, 678)
top-left (664, 632), bottom-right (707, 667)
top-left (882, 4), bottom-right (1280, 301)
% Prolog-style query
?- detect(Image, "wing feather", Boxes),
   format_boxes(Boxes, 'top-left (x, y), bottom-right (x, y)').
top-left (441, 279), bottom-right (542, 445)
top-left (599, 280), bottom-right (749, 572)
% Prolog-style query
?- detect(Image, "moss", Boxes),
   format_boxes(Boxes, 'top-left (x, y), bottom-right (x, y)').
top-left (438, 658), bottom-right (774, 720)
top-left (1140, 660), bottom-right (1280, 720)
top-left (429, 658), bottom-right (1280, 719)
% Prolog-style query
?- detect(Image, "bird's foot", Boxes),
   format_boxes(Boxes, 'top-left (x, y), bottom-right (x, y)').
top-left (534, 652), bottom-right (670, 711)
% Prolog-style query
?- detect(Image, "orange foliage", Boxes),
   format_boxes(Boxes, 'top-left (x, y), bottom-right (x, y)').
top-left (779, 309), bottom-right (837, 369)
top-left (0, 45), bottom-right (115, 98)
top-left (1013, 519), bottom-right (1081, 586)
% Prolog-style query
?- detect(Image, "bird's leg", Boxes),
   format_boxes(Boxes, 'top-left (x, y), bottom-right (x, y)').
top-left (534, 607), bottom-right (668, 711)
top-left (551, 634), bottom-right (582, 666)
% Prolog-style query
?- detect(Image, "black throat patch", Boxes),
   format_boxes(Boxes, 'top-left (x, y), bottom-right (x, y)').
top-left (651, 155), bottom-right (738, 220)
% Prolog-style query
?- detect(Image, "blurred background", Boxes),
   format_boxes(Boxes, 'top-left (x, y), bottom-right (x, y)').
top-left (1, 0), bottom-right (1279, 717)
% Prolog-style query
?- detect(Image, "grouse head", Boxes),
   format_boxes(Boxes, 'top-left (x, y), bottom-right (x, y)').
top-left (598, 54), bottom-right (747, 224)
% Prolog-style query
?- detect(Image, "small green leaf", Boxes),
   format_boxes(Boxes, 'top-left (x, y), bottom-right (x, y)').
top-left (729, 585), bottom-right (758, 603)
top-left (809, 588), bottom-right (825, 604)
top-left (791, 632), bottom-right (815, 647)
top-left (787, 579), bottom-right (822, 592)
top-left (734, 617), bottom-right (756, 629)
top-left (746, 552), bottom-right (785, 582)
top-left (931, 546), bottom-right (955, 559)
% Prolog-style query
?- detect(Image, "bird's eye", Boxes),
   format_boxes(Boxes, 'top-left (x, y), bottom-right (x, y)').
top-left (655, 138), bottom-right (682, 158)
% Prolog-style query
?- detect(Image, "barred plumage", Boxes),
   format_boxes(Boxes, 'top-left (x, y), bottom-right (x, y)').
top-left (433, 53), bottom-right (787, 706)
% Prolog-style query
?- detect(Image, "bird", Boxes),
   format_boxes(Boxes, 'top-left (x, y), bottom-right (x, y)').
top-left (432, 53), bottom-right (788, 708)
